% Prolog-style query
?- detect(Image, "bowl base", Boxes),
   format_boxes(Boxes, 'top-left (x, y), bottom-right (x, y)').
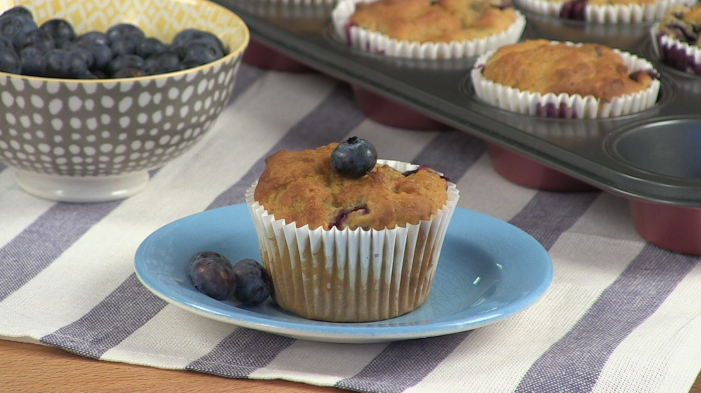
top-left (16, 170), bottom-right (150, 203)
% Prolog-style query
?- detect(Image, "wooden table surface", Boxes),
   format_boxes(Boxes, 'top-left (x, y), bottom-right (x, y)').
top-left (1, 339), bottom-right (699, 393)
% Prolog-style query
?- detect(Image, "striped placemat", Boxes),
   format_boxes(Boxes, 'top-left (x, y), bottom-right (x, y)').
top-left (2, 63), bottom-right (701, 393)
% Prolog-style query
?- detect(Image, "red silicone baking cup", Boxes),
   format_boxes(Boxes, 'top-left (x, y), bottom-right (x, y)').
top-left (351, 85), bottom-right (451, 130)
top-left (243, 39), bottom-right (314, 72)
top-left (629, 199), bottom-right (701, 255)
top-left (486, 143), bottom-right (598, 192)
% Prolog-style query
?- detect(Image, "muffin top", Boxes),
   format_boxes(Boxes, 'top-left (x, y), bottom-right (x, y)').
top-left (254, 143), bottom-right (448, 231)
top-left (349, 0), bottom-right (517, 43)
top-left (658, 3), bottom-right (701, 48)
top-left (480, 39), bottom-right (655, 101)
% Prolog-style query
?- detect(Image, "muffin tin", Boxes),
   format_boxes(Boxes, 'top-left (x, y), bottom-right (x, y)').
top-left (213, 0), bottom-right (701, 255)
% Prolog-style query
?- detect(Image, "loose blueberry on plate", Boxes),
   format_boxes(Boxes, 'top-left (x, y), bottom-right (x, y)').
top-left (330, 136), bottom-right (378, 179)
top-left (231, 259), bottom-right (272, 306)
top-left (188, 251), bottom-right (237, 301)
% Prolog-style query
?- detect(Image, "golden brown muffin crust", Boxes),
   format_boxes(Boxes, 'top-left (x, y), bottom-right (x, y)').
top-left (481, 39), bottom-right (653, 101)
top-left (349, 0), bottom-right (517, 43)
top-left (254, 143), bottom-right (448, 231)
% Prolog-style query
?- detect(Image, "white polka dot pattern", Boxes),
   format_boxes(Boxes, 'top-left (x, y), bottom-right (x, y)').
top-left (0, 0), bottom-right (249, 177)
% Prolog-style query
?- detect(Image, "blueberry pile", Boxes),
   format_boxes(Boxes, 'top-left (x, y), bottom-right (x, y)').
top-left (330, 137), bottom-right (378, 179)
top-left (188, 251), bottom-right (272, 306)
top-left (0, 6), bottom-right (226, 79)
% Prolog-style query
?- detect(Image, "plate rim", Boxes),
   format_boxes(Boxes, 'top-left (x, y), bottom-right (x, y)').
top-left (134, 204), bottom-right (553, 343)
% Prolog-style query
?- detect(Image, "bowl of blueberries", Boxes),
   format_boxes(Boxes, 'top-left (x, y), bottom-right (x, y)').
top-left (0, 0), bottom-right (249, 202)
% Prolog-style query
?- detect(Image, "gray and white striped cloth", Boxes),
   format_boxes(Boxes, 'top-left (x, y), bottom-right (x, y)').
top-left (2, 64), bottom-right (701, 393)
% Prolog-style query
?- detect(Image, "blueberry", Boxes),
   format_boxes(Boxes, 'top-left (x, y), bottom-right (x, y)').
top-left (106, 23), bottom-right (144, 42)
top-left (19, 47), bottom-right (42, 76)
top-left (173, 28), bottom-right (223, 52)
top-left (0, 35), bottom-right (12, 51)
top-left (144, 49), bottom-right (182, 75)
top-left (559, 0), bottom-right (586, 20)
top-left (106, 54), bottom-right (144, 77)
top-left (41, 49), bottom-right (88, 78)
top-left (0, 6), bottom-right (33, 21)
top-left (110, 33), bottom-right (141, 57)
top-left (180, 38), bottom-right (223, 68)
top-left (231, 259), bottom-right (272, 306)
top-left (74, 31), bottom-right (110, 47)
top-left (14, 28), bottom-right (55, 53)
top-left (67, 43), bottom-right (94, 70)
top-left (91, 69), bottom-right (109, 79)
top-left (330, 137), bottom-right (378, 178)
top-left (81, 41), bottom-right (112, 72)
top-left (40, 19), bottom-right (75, 48)
top-left (135, 37), bottom-right (167, 59)
top-left (78, 71), bottom-right (99, 79)
top-left (188, 251), bottom-right (237, 301)
top-left (330, 206), bottom-right (369, 230)
top-left (112, 67), bottom-right (145, 78)
top-left (0, 47), bottom-right (20, 73)
top-left (0, 13), bottom-right (37, 46)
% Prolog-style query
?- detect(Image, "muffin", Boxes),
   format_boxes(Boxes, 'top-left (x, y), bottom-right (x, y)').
top-left (331, 0), bottom-right (526, 58)
top-left (471, 39), bottom-right (661, 118)
top-left (652, 3), bottom-right (701, 75)
top-left (245, 142), bottom-right (460, 322)
top-left (515, 0), bottom-right (688, 23)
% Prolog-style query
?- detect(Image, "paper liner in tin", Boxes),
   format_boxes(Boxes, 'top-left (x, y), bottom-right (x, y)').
top-left (245, 160), bottom-right (460, 322)
top-left (651, 23), bottom-right (701, 75)
top-left (515, 0), bottom-right (690, 23)
top-left (471, 41), bottom-right (661, 118)
top-left (331, 0), bottom-right (526, 59)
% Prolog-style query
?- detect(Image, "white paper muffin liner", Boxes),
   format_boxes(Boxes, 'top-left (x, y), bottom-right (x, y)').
top-left (331, 0), bottom-right (527, 59)
top-left (245, 159), bottom-right (460, 322)
top-left (651, 23), bottom-right (701, 74)
top-left (516, 0), bottom-right (691, 23)
top-left (471, 41), bottom-right (661, 118)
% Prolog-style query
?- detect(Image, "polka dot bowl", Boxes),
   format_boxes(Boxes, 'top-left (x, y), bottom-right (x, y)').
top-left (0, 0), bottom-right (249, 202)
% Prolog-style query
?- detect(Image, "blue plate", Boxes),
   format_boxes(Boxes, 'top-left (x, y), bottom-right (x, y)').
top-left (135, 204), bottom-right (552, 343)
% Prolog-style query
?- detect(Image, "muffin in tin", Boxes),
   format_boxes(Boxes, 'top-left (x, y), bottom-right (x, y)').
top-left (652, 2), bottom-right (701, 74)
top-left (471, 39), bottom-right (661, 118)
top-left (332, 0), bottom-right (526, 58)
top-left (516, 0), bottom-right (690, 23)
top-left (246, 142), bottom-right (459, 322)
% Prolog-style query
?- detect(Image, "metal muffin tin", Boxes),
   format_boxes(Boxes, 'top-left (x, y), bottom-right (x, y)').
top-left (213, 0), bottom-right (701, 254)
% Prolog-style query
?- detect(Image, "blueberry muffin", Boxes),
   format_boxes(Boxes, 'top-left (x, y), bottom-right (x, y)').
top-left (517, 0), bottom-right (685, 23)
top-left (332, 0), bottom-right (526, 58)
top-left (348, 0), bottom-right (518, 42)
top-left (254, 143), bottom-right (448, 231)
top-left (246, 142), bottom-right (460, 322)
top-left (471, 39), bottom-right (661, 118)
top-left (654, 3), bottom-right (701, 74)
